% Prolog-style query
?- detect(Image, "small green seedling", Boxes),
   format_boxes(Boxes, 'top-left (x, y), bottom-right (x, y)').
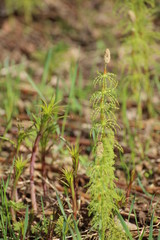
top-left (29, 97), bottom-right (60, 213)
top-left (62, 141), bottom-right (80, 220)
top-left (11, 156), bottom-right (28, 222)
top-left (55, 215), bottom-right (73, 238)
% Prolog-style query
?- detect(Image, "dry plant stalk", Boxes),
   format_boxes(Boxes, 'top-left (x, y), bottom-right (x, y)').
top-left (30, 132), bottom-right (42, 213)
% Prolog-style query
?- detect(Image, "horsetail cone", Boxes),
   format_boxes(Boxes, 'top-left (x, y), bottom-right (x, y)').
top-left (104, 48), bottom-right (110, 73)
top-left (104, 49), bottom-right (111, 64)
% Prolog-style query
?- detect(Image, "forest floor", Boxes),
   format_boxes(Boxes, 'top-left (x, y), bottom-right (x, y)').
top-left (0, 0), bottom-right (160, 239)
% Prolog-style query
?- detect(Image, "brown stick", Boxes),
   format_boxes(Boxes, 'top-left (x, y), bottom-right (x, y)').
top-left (42, 151), bottom-right (47, 196)
top-left (72, 158), bottom-right (79, 220)
top-left (73, 177), bottom-right (78, 220)
top-left (125, 170), bottom-right (136, 204)
top-left (30, 132), bottom-right (41, 213)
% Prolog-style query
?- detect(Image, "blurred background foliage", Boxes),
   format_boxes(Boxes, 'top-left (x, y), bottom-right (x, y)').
top-left (4, 0), bottom-right (43, 22)
top-left (0, 0), bottom-right (159, 124)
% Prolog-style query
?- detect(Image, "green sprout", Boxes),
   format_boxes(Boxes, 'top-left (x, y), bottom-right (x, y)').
top-left (62, 142), bottom-right (80, 220)
top-left (30, 97), bottom-right (60, 213)
top-left (11, 156), bottom-right (28, 222)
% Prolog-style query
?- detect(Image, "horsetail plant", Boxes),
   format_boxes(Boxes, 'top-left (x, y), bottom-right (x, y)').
top-left (117, 0), bottom-right (160, 119)
top-left (88, 49), bottom-right (124, 239)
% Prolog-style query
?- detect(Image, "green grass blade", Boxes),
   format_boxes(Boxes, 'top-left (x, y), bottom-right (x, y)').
top-left (158, 229), bottom-right (160, 240)
top-left (133, 208), bottom-right (139, 236)
top-left (41, 48), bottom-right (53, 86)
top-left (23, 205), bottom-right (29, 240)
top-left (139, 227), bottom-right (145, 240)
top-left (69, 64), bottom-right (78, 98)
top-left (26, 74), bottom-right (46, 102)
top-left (155, 75), bottom-right (160, 91)
top-left (56, 191), bottom-right (78, 240)
top-left (65, 194), bottom-right (82, 239)
top-left (149, 195), bottom-right (156, 213)
top-left (0, 211), bottom-right (7, 240)
top-left (128, 197), bottom-right (135, 221)
top-left (1, 180), bottom-right (16, 239)
top-left (149, 211), bottom-right (154, 240)
top-left (55, 77), bottom-right (60, 103)
top-left (61, 64), bottom-right (78, 136)
top-left (137, 176), bottom-right (152, 197)
top-left (62, 220), bottom-right (66, 240)
top-left (72, 219), bottom-right (82, 240)
top-left (116, 210), bottom-right (133, 240)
